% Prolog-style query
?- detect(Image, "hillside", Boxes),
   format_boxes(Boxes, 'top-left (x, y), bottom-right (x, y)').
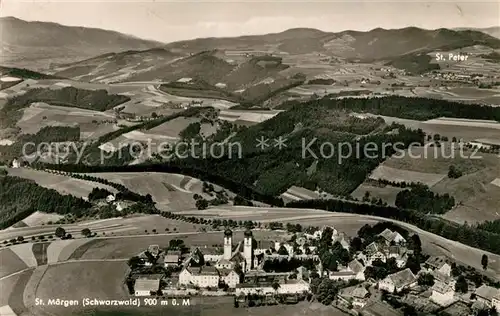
top-left (0, 173), bottom-right (92, 229)
top-left (455, 26), bottom-right (500, 39)
top-left (0, 17), bottom-right (162, 69)
top-left (162, 27), bottom-right (500, 60)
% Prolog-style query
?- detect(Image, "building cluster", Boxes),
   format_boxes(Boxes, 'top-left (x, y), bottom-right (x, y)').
top-left (130, 225), bottom-right (498, 315)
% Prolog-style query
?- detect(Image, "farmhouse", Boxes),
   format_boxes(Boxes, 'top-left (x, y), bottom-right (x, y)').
top-left (164, 250), bottom-right (181, 268)
top-left (430, 280), bottom-right (456, 306)
top-left (338, 285), bottom-right (370, 308)
top-left (425, 256), bottom-right (452, 277)
top-left (329, 271), bottom-right (357, 281)
top-left (361, 242), bottom-right (387, 265)
top-left (134, 277), bottom-right (161, 296)
top-left (378, 268), bottom-right (417, 293)
top-left (378, 229), bottom-right (406, 245)
top-left (474, 285), bottom-right (500, 310)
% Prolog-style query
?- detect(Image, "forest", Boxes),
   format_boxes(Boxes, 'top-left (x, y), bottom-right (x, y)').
top-left (0, 174), bottom-right (92, 229)
top-left (277, 96), bottom-right (500, 121)
top-left (0, 126), bottom-right (81, 163)
top-left (394, 185), bottom-right (455, 214)
top-left (2, 87), bottom-right (130, 118)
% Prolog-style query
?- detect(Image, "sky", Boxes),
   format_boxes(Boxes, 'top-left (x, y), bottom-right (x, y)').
top-left (1, 0), bottom-right (499, 43)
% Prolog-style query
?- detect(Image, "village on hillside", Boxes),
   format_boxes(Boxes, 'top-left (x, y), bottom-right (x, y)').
top-left (124, 223), bottom-right (500, 316)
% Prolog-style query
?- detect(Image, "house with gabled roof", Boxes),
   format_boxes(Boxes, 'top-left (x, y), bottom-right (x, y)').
top-left (378, 268), bottom-right (417, 293)
top-left (179, 266), bottom-right (220, 288)
top-left (474, 285), bottom-right (500, 311)
top-left (378, 228), bottom-right (406, 245)
top-left (134, 277), bottom-right (161, 296)
top-left (338, 285), bottom-right (370, 308)
top-left (430, 279), bottom-right (456, 306)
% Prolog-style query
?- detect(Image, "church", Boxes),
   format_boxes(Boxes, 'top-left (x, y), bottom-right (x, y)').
top-left (215, 228), bottom-right (255, 272)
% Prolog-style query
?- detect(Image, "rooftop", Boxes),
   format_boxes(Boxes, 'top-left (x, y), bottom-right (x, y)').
top-left (134, 278), bottom-right (160, 292)
top-left (475, 284), bottom-right (500, 301)
top-left (385, 268), bottom-right (416, 289)
top-left (425, 256), bottom-right (449, 269)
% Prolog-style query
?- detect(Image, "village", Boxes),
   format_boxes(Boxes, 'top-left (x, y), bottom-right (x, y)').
top-left (125, 222), bottom-right (500, 316)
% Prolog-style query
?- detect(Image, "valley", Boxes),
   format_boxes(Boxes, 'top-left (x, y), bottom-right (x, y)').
top-left (1, 9), bottom-right (500, 316)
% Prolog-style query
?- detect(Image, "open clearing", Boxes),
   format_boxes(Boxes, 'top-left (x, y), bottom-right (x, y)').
top-left (350, 184), bottom-right (404, 206)
top-left (218, 109), bottom-right (282, 124)
top-left (148, 116), bottom-right (200, 138)
top-left (19, 212), bottom-right (64, 227)
top-left (369, 165), bottom-right (446, 186)
top-left (83, 172), bottom-right (218, 211)
top-left (7, 168), bottom-right (117, 199)
top-left (17, 102), bottom-right (115, 136)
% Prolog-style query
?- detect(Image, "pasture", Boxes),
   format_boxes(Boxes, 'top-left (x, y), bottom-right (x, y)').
top-left (218, 109), bottom-right (282, 124)
top-left (368, 165), bottom-right (446, 186)
top-left (83, 172), bottom-right (216, 211)
top-left (17, 102), bottom-right (116, 137)
top-left (7, 168), bottom-right (117, 199)
top-left (350, 183), bottom-right (404, 206)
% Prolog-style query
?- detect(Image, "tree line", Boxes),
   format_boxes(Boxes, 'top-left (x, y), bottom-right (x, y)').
top-left (278, 96), bottom-right (500, 122)
top-left (0, 175), bottom-right (92, 229)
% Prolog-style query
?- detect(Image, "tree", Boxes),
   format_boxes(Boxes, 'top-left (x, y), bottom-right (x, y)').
top-left (81, 228), bottom-right (92, 237)
top-left (195, 198), bottom-right (209, 210)
top-left (271, 282), bottom-right (280, 293)
top-left (277, 245), bottom-right (289, 256)
top-left (417, 273), bottom-right (435, 286)
top-left (55, 227), bottom-right (66, 238)
top-left (481, 254), bottom-right (489, 270)
top-left (409, 234), bottom-right (422, 255)
top-left (151, 112), bottom-right (158, 118)
top-left (316, 278), bottom-right (338, 305)
top-left (448, 165), bottom-right (463, 179)
top-left (127, 256), bottom-right (143, 269)
top-left (455, 275), bottom-right (468, 293)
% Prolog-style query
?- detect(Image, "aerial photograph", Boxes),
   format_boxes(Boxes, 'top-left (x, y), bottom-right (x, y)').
top-left (0, 0), bottom-right (499, 315)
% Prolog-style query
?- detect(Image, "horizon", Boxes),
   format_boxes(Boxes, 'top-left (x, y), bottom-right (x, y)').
top-left (0, 0), bottom-right (498, 43)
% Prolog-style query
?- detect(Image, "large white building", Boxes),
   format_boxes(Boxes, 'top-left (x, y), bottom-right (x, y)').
top-left (179, 266), bottom-right (220, 288)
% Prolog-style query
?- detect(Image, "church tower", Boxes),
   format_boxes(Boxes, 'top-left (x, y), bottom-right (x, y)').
top-left (223, 228), bottom-right (232, 260)
top-left (243, 229), bottom-right (253, 271)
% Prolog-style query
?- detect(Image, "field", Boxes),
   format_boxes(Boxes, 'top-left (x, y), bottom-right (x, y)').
top-left (368, 165), bottom-right (446, 186)
top-left (83, 172), bottom-right (222, 211)
top-left (358, 146), bottom-right (500, 223)
top-left (148, 116), bottom-right (200, 139)
top-left (17, 102), bottom-right (117, 138)
top-left (420, 117), bottom-right (500, 142)
top-left (218, 109), bottom-right (282, 125)
top-left (18, 212), bottom-right (64, 227)
top-left (350, 184), bottom-right (404, 206)
top-left (7, 168), bottom-right (117, 199)
top-left (280, 186), bottom-right (325, 203)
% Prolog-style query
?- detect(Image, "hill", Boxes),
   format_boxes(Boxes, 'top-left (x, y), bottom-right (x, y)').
top-left (162, 27), bottom-right (500, 60)
top-left (455, 26), bottom-right (500, 39)
top-left (0, 17), bottom-right (162, 69)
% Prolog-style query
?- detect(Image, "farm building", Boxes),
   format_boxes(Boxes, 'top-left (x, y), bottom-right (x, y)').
top-left (378, 228), bottom-right (406, 245)
top-left (430, 280), bottom-right (456, 306)
top-left (378, 268), bottom-right (417, 293)
top-left (338, 285), bottom-right (370, 308)
top-left (134, 277), bottom-right (161, 296)
top-left (164, 250), bottom-right (181, 268)
top-left (474, 285), bottom-right (500, 310)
